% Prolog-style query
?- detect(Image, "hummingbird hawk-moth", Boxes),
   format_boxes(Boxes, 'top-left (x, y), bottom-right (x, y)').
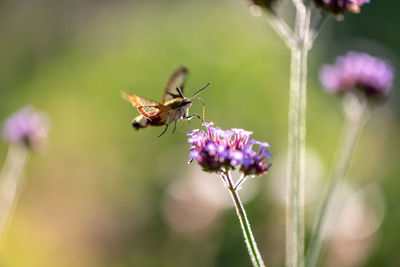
top-left (122, 66), bottom-right (210, 137)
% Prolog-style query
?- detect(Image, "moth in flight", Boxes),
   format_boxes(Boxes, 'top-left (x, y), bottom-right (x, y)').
top-left (122, 66), bottom-right (211, 137)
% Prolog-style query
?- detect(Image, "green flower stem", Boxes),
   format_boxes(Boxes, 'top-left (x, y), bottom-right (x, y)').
top-left (306, 93), bottom-right (368, 267)
top-left (286, 3), bottom-right (310, 267)
top-left (234, 173), bottom-right (247, 190)
top-left (308, 12), bottom-right (328, 47)
top-left (263, 2), bottom-right (325, 266)
top-left (265, 8), bottom-right (299, 50)
top-left (0, 143), bottom-right (30, 246)
top-left (223, 171), bottom-right (265, 267)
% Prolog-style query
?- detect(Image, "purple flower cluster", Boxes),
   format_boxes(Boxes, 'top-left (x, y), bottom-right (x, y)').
top-left (2, 106), bottom-right (49, 149)
top-left (313, 0), bottom-right (369, 14)
top-left (188, 122), bottom-right (272, 176)
top-left (320, 52), bottom-right (394, 99)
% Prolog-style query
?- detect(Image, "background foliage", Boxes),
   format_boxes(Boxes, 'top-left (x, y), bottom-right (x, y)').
top-left (0, 0), bottom-right (399, 266)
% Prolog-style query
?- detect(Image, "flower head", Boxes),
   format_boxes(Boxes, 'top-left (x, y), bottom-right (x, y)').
top-left (313, 0), bottom-right (369, 15)
top-left (188, 122), bottom-right (271, 176)
top-left (2, 106), bottom-right (50, 150)
top-left (320, 52), bottom-right (394, 99)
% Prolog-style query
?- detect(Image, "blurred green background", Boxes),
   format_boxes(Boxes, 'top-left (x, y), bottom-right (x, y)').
top-left (0, 0), bottom-right (399, 266)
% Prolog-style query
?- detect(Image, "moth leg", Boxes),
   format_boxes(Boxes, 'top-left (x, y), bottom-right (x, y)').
top-left (186, 113), bottom-right (202, 121)
top-left (180, 109), bottom-right (190, 125)
top-left (190, 98), bottom-right (206, 122)
top-left (172, 120), bottom-right (177, 134)
top-left (158, 125), bottom-right (169, 137)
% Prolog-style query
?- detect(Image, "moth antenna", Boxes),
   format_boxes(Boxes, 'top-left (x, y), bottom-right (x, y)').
top-left (191, 97), bottom-right (206, 122)
top-left (190, 82), bottom-right (211, 99)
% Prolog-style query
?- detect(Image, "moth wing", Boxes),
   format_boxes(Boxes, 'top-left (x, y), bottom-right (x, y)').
top-left (162, 66), bottom-right (188, 103)
top-left (122, 91), bottom-right (167, 119)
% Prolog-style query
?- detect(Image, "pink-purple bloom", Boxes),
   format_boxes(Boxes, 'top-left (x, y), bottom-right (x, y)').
top-left (320, 52), bottom-right (394, 98)
top-left (188, 122), bottom-right (272, 176)
top-left (2, 106), bottom-right (49, 149)
top-left (313, 0), bottom-right (370, 14)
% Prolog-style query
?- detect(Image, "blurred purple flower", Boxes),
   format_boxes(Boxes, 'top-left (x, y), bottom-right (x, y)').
top-left (2, 106), bottom-right (49, 149)
top-left (188, 122), bottom-right (271, 176)
top-left (320, 52), bottom-right (394, 99)
top-left (313, 0), bottom-right (370, 14)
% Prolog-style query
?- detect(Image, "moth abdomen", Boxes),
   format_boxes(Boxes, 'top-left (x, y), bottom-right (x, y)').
top-left (132, 121), bottom-right (141, 130)
top-left (132, 115), bottom-right (150, 130)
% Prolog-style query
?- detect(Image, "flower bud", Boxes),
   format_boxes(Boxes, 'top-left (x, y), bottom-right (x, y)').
top-left (313, 0), bottom-right (370, 15)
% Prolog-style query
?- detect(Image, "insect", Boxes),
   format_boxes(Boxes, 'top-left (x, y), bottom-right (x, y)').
top-left (122, 66), bottom-right (211, 137)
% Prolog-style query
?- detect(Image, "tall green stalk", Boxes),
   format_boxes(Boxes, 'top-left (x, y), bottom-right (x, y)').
top-left (0, 143), bottom-right (30, 246)
top-left (286, 2), bottom-right (310, 267)
top-left (252, 1), bottom-right (327, 266)
top-left (306, 94), bottom-right (368, 267)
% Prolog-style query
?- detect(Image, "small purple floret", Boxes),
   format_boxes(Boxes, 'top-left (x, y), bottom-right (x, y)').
top-left (320, 52), bottom-right (394, 99)
top-left (187, 122), bottom-right (271, 176)
top-left (2, 106), bottom-right (49, 149)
